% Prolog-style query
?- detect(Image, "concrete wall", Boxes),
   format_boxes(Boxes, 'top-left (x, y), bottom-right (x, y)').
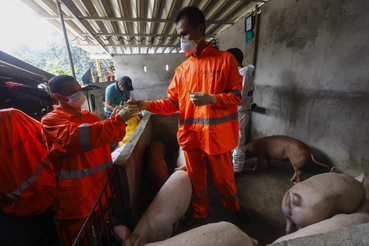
top-left (217, 0), bottom-right (369, 192)
top-left (113, 54), bottom-right (187, 101)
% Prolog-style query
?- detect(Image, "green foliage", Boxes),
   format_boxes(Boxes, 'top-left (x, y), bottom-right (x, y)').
top-left (9, 32), bottom-right (113, 83)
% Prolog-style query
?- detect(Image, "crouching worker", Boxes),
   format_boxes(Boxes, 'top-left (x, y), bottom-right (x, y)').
top-left (41, 75), bottom-right (139, 246)
top-left (0, 108), bottom-right (58, 246)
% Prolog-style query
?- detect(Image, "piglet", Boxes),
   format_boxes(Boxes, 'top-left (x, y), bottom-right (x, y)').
top-left (282, 167), bottom-right (366, 234)
top-left (146, 141), bottom-right (168, 196)
top-left (145, 221), bottom-right (258, 246)
top-left (114, 170), bottom-right (192, 246)
top-left (274, 212), bottom-right (369, 243)
top-left (245, 135), bottom-right (330, 183)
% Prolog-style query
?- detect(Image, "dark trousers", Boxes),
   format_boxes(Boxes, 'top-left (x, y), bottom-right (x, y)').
top-left (0, 205), bottom-right (59, 246)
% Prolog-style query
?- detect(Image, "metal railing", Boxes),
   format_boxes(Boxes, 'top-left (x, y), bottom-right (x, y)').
top-left (72, 165), bottom-right (132, 246)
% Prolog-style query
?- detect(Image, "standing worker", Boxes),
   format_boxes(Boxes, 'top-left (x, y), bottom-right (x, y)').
top-left (129, 6), bottom-right (249, 227)
top-left (104, 76), bottom-right (134, 118)
top-left (41, 75), bottom-right (138, 246)
top-left (0, 108), bottom-right (58, 246)
top-left (227, 48), bottom-right (255, 178)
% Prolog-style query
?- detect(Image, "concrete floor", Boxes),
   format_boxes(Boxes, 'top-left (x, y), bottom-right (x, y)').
top-left (172, 158), bottom-right (326, 246)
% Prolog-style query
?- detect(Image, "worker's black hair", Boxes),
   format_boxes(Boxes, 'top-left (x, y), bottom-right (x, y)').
top-left (174, 6), bottom-right (206, 36)
top-left (48, 75), bottom-right (76, 94)
top-left (227, 48), bottom-right (244, 65)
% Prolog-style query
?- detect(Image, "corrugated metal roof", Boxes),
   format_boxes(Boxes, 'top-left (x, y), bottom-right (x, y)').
top-left (20, 0), bottom-right (267, 56)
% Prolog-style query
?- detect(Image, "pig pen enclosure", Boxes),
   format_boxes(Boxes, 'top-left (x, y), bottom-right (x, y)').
top-left (72, 112), bottom-right (369, 246)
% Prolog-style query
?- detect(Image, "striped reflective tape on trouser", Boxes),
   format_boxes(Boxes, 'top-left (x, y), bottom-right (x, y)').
top-left (55, 160), bottom-right (113, 179)
top-left (221, 194), bottom-right (238, 200)
top-left (192, 188), bottom-right (207, 199)
top-left (6, 158), bottom-right (51, 199)
top-left (79, 123), bottom-right (92, 151)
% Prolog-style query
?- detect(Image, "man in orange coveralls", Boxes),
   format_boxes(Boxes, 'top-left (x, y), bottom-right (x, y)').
top-left (41, 75), bottom-right (138, 246)
top-left (129, 6), bottom-right (249, 227)
top-left (0, 108), bottom-right (58, 246)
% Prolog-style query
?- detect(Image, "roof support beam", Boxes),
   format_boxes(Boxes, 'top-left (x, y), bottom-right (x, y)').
top-left (81, 33), bottom-right (216, 38)
top-left (80, 16), bottom-right (234, 25)
top-left (39, 14), bottom-right (234, 25)
top-left (76, 44), bottom-right (179, 48)
top-left (56, 0), bottom-right (112, 56)
top-left (57, 1), bottom-right (75, 78)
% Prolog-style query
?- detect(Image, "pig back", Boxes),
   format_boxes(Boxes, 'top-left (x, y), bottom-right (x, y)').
top-left (274, 213), bottom-right (369, 243)
top-left (145, 221), bottom-right (257, 246)
top-left (253, 135), bottom-right (310, 160)
top-left (283, 172), bottom-right (366, 228)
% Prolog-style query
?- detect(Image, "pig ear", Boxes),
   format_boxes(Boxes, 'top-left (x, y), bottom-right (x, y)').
top-left (113, 225), bottom-right (131, 242)
top-left (329, 167), bottom-right (337, 173)
top-left (355, 173), bottom-right (365, 184)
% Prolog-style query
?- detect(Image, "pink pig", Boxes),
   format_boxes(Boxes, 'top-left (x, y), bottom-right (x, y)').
top-left (145, 221), bottom-right (258, 246)
top-left (281, 168), bottom-right (366, 234)
top-left (274, 212), bottom-right (369, 243)
top-left (114, 170), bottom-right (192, 246)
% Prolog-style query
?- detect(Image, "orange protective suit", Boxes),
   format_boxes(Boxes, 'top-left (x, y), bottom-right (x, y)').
top-left (41, 105), bottom-right (126, 245)
top-left (148, 43), bottom-right (243, 218)
top-left (0, 108), bottom-right (56, 216)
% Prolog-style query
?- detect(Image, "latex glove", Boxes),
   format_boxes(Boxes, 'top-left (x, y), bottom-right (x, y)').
top-left (111, 105), bottom-right (122, 115)
top-left (190, 92), bottom-right (217, 106)
top-left (126, 97), bottom-right (149, 111)
top-left (118, 105), bottom-right (139, 122)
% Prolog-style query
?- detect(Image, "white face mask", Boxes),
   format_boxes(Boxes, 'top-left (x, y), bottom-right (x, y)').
top-left (181, 36), bottom-right (204, 54)
top-left (59, 91), bottom-right (86, 108)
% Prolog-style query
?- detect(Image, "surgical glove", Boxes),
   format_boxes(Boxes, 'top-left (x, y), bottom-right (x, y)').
top-left (190, 92), bottom-right (217, 106)
top-left (111, 105), bottom-right (121, 115)
top-left (118, 105), bottom-right (139, 122)
top-left (126, 97), bottom-right (149, 111)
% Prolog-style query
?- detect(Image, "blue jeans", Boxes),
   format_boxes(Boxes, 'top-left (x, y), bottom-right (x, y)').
top-left (105, 112), bottom-right (111, 119)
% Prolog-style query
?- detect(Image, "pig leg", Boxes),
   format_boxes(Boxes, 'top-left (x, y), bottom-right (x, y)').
top-left (291, 164), bottom-right (303, 183)
top-left (252, 156), bottom-right (265, 171)
top-left (266, 156), bottom-right (272, 169)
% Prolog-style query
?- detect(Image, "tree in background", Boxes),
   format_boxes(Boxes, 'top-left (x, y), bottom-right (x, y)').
top-left (10, 32), bottom-right (113, 83)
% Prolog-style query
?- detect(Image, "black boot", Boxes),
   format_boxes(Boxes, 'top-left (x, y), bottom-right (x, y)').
top-left (235, 206), bottom-right (249, 224)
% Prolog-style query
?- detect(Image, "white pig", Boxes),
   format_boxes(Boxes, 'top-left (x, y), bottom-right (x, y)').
top-left (114, 170), bottom-right (192, 246)
top-left (282, 167), bottom-right (366, 234)
top-left (145, 221), bottom-right (258, 246)
top-left (174, 146), bottom-right (186, 172)
top-left (274, 213), bottom-right (369, 243)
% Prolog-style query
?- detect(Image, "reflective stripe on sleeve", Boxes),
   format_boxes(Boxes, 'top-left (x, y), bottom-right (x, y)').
top-left (6, 158), bottom-right (51, 199)
top-left (79, 123), bottom-right (92, 151)
top-left (229, 89), bottom-right (242, 99)
top-left (192, 188), bottom-right (207, 199)
top-left (179, 112), bottom-right (238, 126)
top-left (55, 160), bottom-right (113, 179)
top-left (165, 97), bottom-right (179, 110)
